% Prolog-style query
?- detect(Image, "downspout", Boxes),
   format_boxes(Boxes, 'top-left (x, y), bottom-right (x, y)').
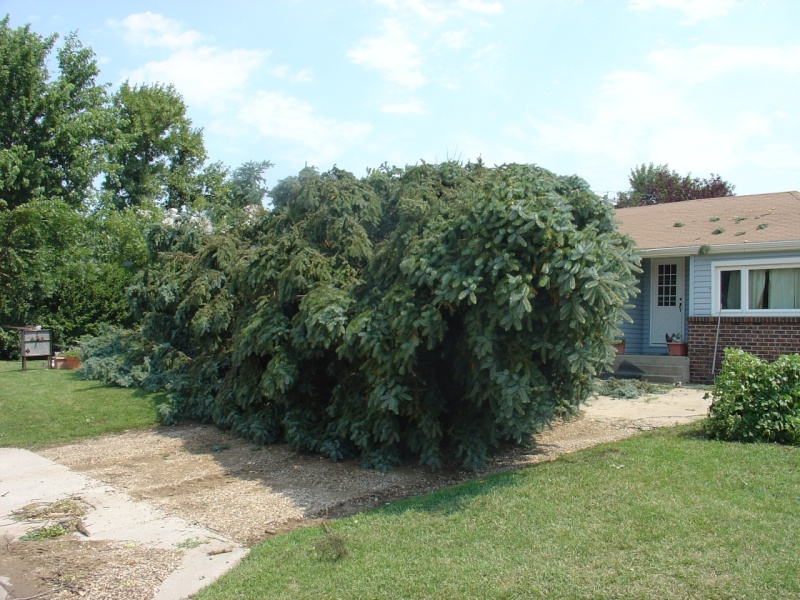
top-left (711, 303), bottom-right (722, 379)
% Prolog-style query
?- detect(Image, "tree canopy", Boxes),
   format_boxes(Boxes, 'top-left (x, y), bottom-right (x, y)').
top-left (0, 17), bottom-right (270, 357)
top-left (0, 16), bottom-right (109, 210)
top-left (103, 82), bottom-right (212, 210)
top-left (615, 163), bottom-right (735, 208)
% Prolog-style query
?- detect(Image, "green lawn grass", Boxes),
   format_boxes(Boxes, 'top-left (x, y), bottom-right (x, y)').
top-left (0, 360), bottom-right (163, 448)
top-left (197, 424), bottom-right (800, 600)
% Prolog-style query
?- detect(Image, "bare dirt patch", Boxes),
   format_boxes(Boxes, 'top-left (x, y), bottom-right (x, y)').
top-left (0, 538), bottom-right (181, 600)
top-left (4, 387), bottom-right (709, 599)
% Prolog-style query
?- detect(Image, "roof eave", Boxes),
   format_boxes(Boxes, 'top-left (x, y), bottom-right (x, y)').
top-left (638, 240), bottom-right (800, 258)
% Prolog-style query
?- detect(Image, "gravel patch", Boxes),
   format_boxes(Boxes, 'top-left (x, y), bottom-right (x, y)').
top-left (1, 387), bottom-right (710, 599)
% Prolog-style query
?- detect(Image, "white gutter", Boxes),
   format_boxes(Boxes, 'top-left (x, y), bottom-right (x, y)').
top-left (637, 240), bottom-right (800, 258)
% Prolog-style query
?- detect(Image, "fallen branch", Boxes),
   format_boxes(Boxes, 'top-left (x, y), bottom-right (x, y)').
top-left (13, 586), bottom-right (63, 600)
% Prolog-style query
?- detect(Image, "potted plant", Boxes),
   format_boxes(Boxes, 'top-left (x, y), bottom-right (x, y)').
top-left (51, 348), bottom-right (81, 369)
top-left (665, 333), bottom-right (688, 356)
top-left (64, 348), bottom-right (81, 369)
top-left (612, 338), bottom-right (626, 355)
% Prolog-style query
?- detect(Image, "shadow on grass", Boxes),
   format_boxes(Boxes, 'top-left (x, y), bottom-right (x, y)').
top-left (65, 372), bottom-right (169, 409)
top-left (133, 387), bottom-right (169, 411)
top-left (371, 469), bottom-right (525, 517)
top-left (672, 421), bottom-right (708, 441)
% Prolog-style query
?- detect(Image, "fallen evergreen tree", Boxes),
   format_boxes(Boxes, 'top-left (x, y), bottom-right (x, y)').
top-left (87, 161), bottom-right (639, 469)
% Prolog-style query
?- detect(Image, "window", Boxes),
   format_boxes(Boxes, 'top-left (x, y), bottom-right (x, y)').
top-left (720, 270), bottom-right (741, 310)
top-left (714, 259), bottom-right (800, 313)
top-left (657, 263), bottom-right (677, 307)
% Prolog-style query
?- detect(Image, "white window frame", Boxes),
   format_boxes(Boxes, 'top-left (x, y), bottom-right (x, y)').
top-left (711, 257), bottom-right (800, 316)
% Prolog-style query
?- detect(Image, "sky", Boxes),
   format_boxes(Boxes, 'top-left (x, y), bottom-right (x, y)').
top-left (4, 0), bottom-right (799, 197)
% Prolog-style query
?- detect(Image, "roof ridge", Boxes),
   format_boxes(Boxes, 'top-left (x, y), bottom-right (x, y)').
top-left (614, 190), bottom-right (800, 211)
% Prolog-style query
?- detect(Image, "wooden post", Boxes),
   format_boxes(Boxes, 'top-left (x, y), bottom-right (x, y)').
top-left (20, 330), bottom-right (26, 372)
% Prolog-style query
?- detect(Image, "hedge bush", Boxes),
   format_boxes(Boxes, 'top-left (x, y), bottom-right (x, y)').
top-left (705, 348), bottom-right (800, 445)
top-left (84, 162), bottom-right (639, 469)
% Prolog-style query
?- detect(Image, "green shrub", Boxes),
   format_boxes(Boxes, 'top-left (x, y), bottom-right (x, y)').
top-left (88, 162), bottom-right (639, 470)
top-left (79, 326), bottom-right (164, 390)
top-left (704, 348), bottom-right (800, 445)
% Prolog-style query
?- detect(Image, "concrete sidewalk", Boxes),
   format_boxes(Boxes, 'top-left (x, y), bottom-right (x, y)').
top-left (0, 448), bottom-right (247, 600)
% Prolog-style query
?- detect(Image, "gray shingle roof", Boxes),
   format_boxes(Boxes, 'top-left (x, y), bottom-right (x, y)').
top-left (613, 191), bottom-right (800, 253)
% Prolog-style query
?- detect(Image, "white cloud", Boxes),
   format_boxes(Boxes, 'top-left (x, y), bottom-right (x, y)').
top-left (111, 12), bottom-right (207, 49)
top-left (115, 12), bottom-right (267, 111)
top-left (268, 65), bottom-right (289, 78)
top-left (628, 0), bottom-right (736, 22)
top-left (239, 91), bottom-right (372, 163)
top-left (472, 43), bottom-right (497, 59)
top-left (648, 45), bottom-right (800, 84)
top-left (381, 99), bottom-right (430, 114)
top-left (439, 29), bottom-right (468, 49)
top-left (468, 43), bottom-right (499, 71)
top-left (264, 65), bottom-right (314, 83)
top-left (124, 46), bottom-right (266, 111)
top-left (375, 0), bottom-right (453, 25)
top-left (518, 43), bottom-right (800, 192)
top-left (347, 19), bottom-right (426, 89)
top-left (457, 0), bottom-right (504, 15)
top-left (353, 1), bottom-right (504, 94)
top-left (115, 12), bottom-right (355, 173)
top-left (291, 68), bottom-right (314, 83)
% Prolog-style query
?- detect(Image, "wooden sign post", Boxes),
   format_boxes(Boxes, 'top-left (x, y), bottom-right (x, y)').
top-left (20, 328), bottom-right (52, 371)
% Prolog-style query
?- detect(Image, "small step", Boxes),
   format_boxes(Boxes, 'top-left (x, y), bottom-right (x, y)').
top-left (611, 354), bottom-right (690, 384)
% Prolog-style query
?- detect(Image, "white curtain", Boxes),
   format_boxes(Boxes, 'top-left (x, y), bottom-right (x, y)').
top-left (749, 269), bottom-right (767, 309)
top-left (769, 268), bottom-right (800, 309)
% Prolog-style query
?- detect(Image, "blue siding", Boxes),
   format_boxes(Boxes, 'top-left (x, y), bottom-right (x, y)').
top-left (690, 255), bottom-right (711, 315)
top-left (619, 266), bottom-right (645, 353)
top-left (691, 249), bottom-right (800, 316)
top-left (618, 258), bottom-right (653, 354)
top-left (641, 260), bottom-right (654, 353)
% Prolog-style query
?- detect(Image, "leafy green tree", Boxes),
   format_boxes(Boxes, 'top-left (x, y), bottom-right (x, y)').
top-left (0, 200), bottom-right (79, 355)
top-left (201, 160), bottom-right (272, 228)
top-left (0, 18), bottom-right (259, 360)
top-left (103, 82), bottom-right (209, 210)
top-left (0, 16), bottom-right (109, 210)
top-left (107, 161), bottom-right (638, 470)
top-left (0, 199), bottom-right (160, 358)
top-left (229, 160), bottom-right (273, 208)
top-left (615, 163), bottom-right (735, 208)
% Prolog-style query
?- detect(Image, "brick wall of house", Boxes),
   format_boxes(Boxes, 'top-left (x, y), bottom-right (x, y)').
top-left (688, 316), bottom-right (800, 384)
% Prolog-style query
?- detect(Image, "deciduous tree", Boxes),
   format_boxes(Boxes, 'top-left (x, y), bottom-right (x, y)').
top-left (615, 163), bottom-right (735, 208)
top-left (0, 16), bottom-right (109, 210)
top-left (103, 82), bottom-right (208, 210)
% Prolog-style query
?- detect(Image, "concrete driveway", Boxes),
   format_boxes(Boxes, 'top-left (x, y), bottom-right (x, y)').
top-left (0, 448), bottom-right (246, 600)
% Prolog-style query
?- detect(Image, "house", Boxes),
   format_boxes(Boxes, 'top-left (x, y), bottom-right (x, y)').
top-left (613, 191), bottom-right (800, 384)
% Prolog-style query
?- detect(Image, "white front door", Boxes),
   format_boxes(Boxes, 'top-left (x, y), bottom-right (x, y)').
top-left (650, 258), bottom-right (685, 346)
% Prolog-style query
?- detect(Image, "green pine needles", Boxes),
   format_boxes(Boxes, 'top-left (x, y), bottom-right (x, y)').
top-left (91, 162), bottom-right (639, 470)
